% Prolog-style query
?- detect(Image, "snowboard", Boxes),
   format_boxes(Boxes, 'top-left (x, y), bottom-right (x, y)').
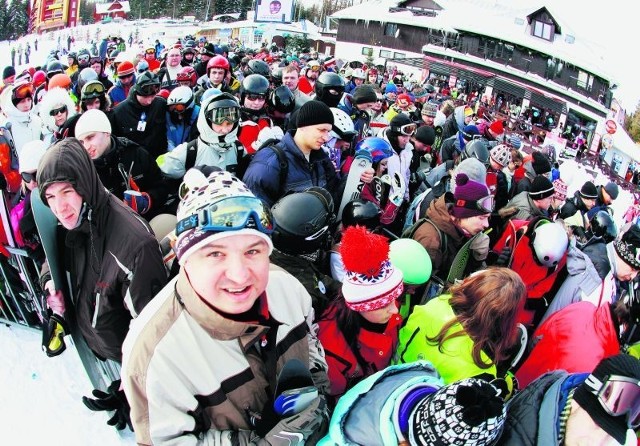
top-left (445, 229), bottom-right (492, 285)
top-left (337, 149), bottom-right (372, 221)
top-left (31, 188), bottom-right (65, 295)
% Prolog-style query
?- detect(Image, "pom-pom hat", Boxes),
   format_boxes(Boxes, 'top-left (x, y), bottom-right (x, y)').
top-left (340, 226), bottom-right (404, 312)
top-left (452, 173), bottom-right (492, 218)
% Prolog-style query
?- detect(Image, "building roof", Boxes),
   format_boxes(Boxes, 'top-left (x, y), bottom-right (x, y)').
top-left (330, 0), bottom-right (615, 83)
top-left (95, 1), bottom-right (130, 15)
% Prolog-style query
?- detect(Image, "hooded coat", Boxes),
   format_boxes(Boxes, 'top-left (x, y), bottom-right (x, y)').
top-left (441, 105), bottom-right (468, 140)
top-left (0, 86), bottom-right (43, 155)
top-left (37, 87), bottom-right (77, 143)
top-left (158, 92), bottom-right (244, 179)
top-left (37, 139), bottom-right (167, 361)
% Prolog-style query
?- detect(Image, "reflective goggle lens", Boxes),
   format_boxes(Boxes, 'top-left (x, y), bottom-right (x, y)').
top-left (146, 49), bottom-right (155, 55)
top-left (207, 106), bottom-right (239, 125)
top-left (169, 103), bottom-right (187, 114)
top-left (597, 375), bottom-right (640, 427)
top-left (175, 196), bottom-right (274, 236)
top-left (49, 105), bottom-right (67, 116)
top-left (13, 83), bottom-right (34, 101)
top-left (21, 171), bottom-right (36, 183)
top-left (400, 123), bottom-right (417, 136)
top-left (84, 82), bottom-right (105, 96)
top-left (477, 195), bottom-right (495, 213)
top-left (77, 54), bottom-right (90, 63)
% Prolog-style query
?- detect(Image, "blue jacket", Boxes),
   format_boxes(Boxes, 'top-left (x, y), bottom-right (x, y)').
top-left (242, 131), bottom-right (340, 207)
top-left (108, 77), bottom-right (135, 107)
top-left (166, 106), bottom-right (199, 151)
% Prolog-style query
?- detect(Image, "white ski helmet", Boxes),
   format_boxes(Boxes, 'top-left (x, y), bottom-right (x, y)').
top-left (490, 144), bottom-right (512, 168)
top-left (330, 107), bottom-right (357, 142)
top-left (167, 86), bottom-right (194, 111)
top-left (352, 68), bottom-right (366, 80)
top-left (530, 220), bottom-right (568, 268)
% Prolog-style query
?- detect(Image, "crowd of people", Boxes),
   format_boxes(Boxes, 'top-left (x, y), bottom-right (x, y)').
top-left (1, 33), bottom-right (640, 446)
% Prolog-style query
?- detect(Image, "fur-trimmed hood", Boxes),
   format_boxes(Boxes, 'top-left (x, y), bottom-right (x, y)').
top-left (38, 87), bottom-right (77, 132)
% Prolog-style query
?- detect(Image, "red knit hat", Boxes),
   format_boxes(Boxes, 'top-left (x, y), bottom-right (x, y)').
top-left (117, 61), bottom-right (135, 77)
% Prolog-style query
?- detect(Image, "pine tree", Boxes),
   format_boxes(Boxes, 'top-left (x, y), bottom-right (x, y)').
top-left (0, 0), bottom-right (9, 41)
top-left (627, 103), bottom-right (640, 143)
top-left (6, 0), bottom-right (28, 39)
top-left (79, 0), bottom-right (94, 25)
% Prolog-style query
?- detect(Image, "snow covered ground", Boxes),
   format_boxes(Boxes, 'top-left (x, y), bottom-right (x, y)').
top-left (0, 323), bottom-right (135, 445)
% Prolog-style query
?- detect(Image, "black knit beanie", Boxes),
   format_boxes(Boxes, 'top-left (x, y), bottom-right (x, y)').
top-left (352, 85), bottom-right (378, 105)
top-left (296, 100), bottom-right (334, 128)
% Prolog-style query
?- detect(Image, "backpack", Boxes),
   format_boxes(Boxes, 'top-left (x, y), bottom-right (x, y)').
top-left (236, 137), bottom-right (289, 196)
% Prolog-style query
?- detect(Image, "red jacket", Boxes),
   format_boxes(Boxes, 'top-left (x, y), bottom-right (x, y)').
top-left (238, 117), bottom-right (271, 154)
top-left (316, 305), bottom-right (402, 400)
top-left (516, 302), bottom-right (619, 388)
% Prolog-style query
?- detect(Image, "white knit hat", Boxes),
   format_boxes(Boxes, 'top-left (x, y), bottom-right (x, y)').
top-left (74, 109), bottom-right (112, 138)
top-left (340, 225), bottom-right (404, 312)
top-left (19, 140), bottom-right (48, 173)
top-left (174, 169), bottom-right (273, 265)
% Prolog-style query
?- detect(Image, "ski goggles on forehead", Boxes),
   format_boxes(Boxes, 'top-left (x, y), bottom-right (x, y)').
top-left (138, 83), bottom-right (160, 97)
top-left (588, 374), bottom-right (640, 427)
top-left (308, 65), bottom-right (321, 72)
top-left (90, 57), bottom-right (102, 65)
top-left (145, 49), bottom-right (156, 55)
top-left (206, 106), bottom-right (240, 125)
top-left (13, 83), bottom-right (34, 100)
top-left (175, 196), bottom-right (274, 237)
top-left (455, 195), bottom-right (494, 214)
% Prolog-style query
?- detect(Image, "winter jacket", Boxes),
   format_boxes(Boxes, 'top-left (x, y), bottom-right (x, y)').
top-left (317, 362), bottom-right (443, 446)
top-left (381, 128), bottom-right (413, 202)
top-left (0, 87), bottom-right (43, 156)
top-left (505, 191), bottom-right (548, 221)
top-left (581, 239), bottom-right (611, 280)
top-left (338, 94), bottom-right (371, 141)
top-left (121, 266), bottom-right (329, 446)
top-left (516, 302), bottom-right (619, 389)
top-left (316, 304), bottom-right (402, 400)
top-left (542, 241), bottom-right (616, 324)
top-left (243, 131), bottom-right (340, 207)
top-left (111, 91), bottom-right (168, 158)
top-left (497, 371), bottom-right (587, 446)
top-left (165, 105), bottom-right (199, 151)
top-left (107, 77), bottom-right (135, 107)
top-left (441, 105), bottom-right (468, 140)
top-left (93, 136), bottom-right (170, 218)
top-left (559, 191), bottom-right (591, 221)
top-left (411, 194), bottom-right (465, 279)
top-left (439, 133), bottom-right (462, 163)
top-left (237, 113), bottom-right (272, 154)
top-left (361, 177), bottom-right (401, 226)
top-left (270, 249), bottom-right (341, 318)
top-left (37, 140), bottom-right (168, 362)
top-left (515, 160), bottom-right (537, 194)
top-left (394, 295), bottom-right (497, 384)
top-left (158, 93), bottom-right (244, 179)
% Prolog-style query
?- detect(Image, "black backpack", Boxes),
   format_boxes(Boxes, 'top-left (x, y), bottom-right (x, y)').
top-left (236, 137), bottom-right (289, 195)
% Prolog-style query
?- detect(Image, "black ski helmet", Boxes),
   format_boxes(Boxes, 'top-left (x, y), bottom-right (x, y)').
top-left (341, 199), bottom-right (381, 229)
top-left (268, 85), bottom-right (295, 114)
top-left (462, 139), bottom-right (490, 166)
top-left (46, 60), bottom-right (64, 77)
top-left (244, 59), bottom-right (271, 78)
top-left (315, 72), bottom-right (345, 108)
top-left (241, 74), bottom-right (270, 103)
top-left (271, 188), bottom-right (335, 255)
top-left (270, 65), bottom-right (284, 87)
top-left (590, 210), bottom-right (618, 243)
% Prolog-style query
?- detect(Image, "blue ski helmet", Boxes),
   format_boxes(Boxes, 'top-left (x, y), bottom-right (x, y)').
top-left (354, 137), bottom-right (393, 163)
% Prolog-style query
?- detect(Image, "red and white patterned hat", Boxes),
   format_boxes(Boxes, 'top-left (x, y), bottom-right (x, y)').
top-left (340, 226), bottom-right (404, 312)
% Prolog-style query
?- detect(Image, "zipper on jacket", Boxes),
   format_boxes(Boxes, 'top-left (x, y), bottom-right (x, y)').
top-left (92, 293), bottom-right (101, 328)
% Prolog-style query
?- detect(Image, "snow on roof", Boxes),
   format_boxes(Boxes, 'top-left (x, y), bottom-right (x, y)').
top-left (95, 1), bottom-right (131, 15)
top-left (331, 0), bottom-right (614, 83)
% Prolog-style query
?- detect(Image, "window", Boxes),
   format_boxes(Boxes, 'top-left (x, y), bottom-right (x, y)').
top-left (393, 52), bottom-right (406, 59)
top-left (576, 71), bottom-right (594, 91)
top-left (384, 23), bottom-right (398, 37)
top-left (379, 49), bottom-right (392, 58)
top-left (361, 47), bottom-right (373, 57)
top-left (532, 19), bottom-right (553, 41)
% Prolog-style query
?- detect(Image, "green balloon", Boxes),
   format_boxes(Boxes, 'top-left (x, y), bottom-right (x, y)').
top-left (389, 238), bottom-right (432, 285)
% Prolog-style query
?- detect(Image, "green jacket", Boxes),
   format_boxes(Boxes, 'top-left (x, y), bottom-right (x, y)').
top-left (394, 294), bottom-right (496, 383)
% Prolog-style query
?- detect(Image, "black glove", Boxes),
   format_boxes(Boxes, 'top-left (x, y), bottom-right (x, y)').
top-left (0, 174), bottom-right (7, 191)
top-left (82, 379), bottom-right (133, 431)
top-left (495, 246), bottom-right (512, 267)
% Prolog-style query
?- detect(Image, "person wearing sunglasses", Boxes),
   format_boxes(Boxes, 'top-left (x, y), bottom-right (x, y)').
top-left (120, 169), bottom-right (329, 444)
top-left (237, 74), bottom-right (271, 154)
top-left (159, 92), bottom-right (243, 179)
top-left (112, 71), bottom-right (168, 158)
top-left (505, 354), bottom-right (640, 446)
top-left (38, 84), bottom-right (77, 145)
top-left (0, 81), bottom-right (43, 155)
top-left (37, 139), bottom-right (168, 429)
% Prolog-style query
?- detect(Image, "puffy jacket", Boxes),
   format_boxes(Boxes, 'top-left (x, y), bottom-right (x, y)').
top-left (0, 86), bottom-right (43, 155)
top-left (242, 131), bottom-right (340, 207)
top-left (93, 136), bottom-right (170, 218)
top-left (37, 139), bottom-right (168, 361)
top-left (122, 266), bottom-right (329, 446)
top-left (166, 106), bottom-right (199, 151)
top-left (441, 105), bottom-right (467, 140)
top-left (516, 302), bottom-right (619, 388)
top-left (158, 93), bottom-right (243, 179)
top-left (107, 77), bottom-right (135, 107)
top-left (316, 304), bottom-right (402, 400)
top-left (394, 294), bottom-right (497, 384)
top-left (559, 191), bottom-right (591, 220)
top-left (504, 190), bottom-right (548, 221)
top-left (111, 91), bottom-right (168, 158)
top-left (38, 87), bottom-right (78, 141)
